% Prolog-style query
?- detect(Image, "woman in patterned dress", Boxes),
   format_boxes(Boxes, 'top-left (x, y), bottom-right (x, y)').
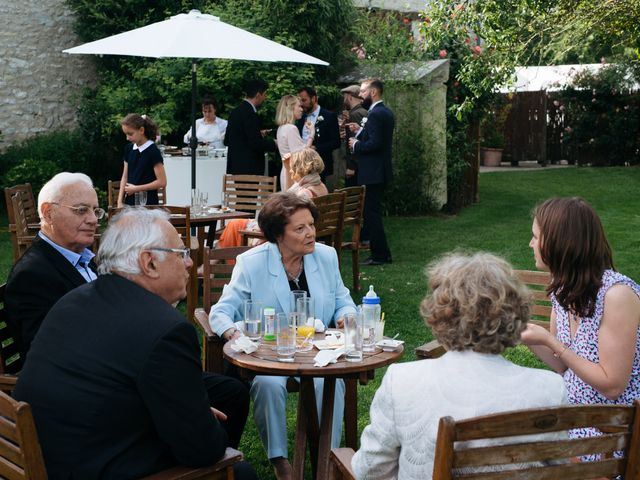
top-left (521, 197), bottom-right (640, 444)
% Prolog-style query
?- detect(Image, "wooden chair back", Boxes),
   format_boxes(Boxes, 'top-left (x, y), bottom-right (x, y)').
top-left (0, 284), bottom-right (22, 378)
top-left (10, 194), bottom-right (37, 261)
top-left (0, 387), bottom-right (242, 480)
top-left (0, 390), bottom-right (48, 479)
top-left (415, 269), bottom-right (552, 360)
top-left (108, 181), bottom-right (166, 209)
top-left (432, 401), bottom-right (640, 480)
top-left (222, 175), bottom-right (277, 213)
top-left (194, 246), bottom-right (252, 374)
top-left (335, 186), bottom-right (366, 291)
top-left (313, 191), bottom-right (346, 259)
top-left (5, 185), bottom-right (39, 261)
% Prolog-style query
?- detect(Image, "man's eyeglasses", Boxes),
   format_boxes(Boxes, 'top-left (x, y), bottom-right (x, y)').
top-left (147, 247), bottom-right (191, 261)
top-left (53, 203), bottom-right (106, 219)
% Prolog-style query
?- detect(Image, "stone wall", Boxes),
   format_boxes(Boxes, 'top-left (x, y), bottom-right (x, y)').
top-left (0, 0), bottom-right (95, 149)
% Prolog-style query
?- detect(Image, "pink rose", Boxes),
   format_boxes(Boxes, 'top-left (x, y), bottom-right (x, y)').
top-left (439, 49), bottom-right (448, 58)
top-left (473, 45), bottom-right (482, 55)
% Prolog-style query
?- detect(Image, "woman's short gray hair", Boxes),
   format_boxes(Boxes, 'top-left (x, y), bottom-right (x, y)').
top-left (97, 208), bottom-right (170, 275)
top-left (38, 172), bottom-right (94, 219)
top-left (420, 252), bottom-right (531, 354)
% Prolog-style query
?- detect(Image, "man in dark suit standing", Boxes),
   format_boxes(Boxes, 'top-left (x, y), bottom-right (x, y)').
top-left (297, 86), bottom-right (341, 185)
top-left (348, 78), bottom-right (394, 265)
top-left (224, 79), bottom-right (277, 175)
top-left (14, 208), bottom-right (255, 480)
top-left (5, 172), bottom-right (101, 360)
top-left (340, 84), bottom-right (368, 188)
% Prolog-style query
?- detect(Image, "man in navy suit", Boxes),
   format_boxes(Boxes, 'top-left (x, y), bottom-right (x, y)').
top-left (297, 86), bottom-right (341, 184)
top-left (225, 79), bottom-right (277, 175)
top-left (348, 78), bottom-right (394, 265)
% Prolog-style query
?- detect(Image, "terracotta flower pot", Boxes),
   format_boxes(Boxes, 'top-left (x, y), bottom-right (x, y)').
top-left (481, 147), bottom-right (503, 167)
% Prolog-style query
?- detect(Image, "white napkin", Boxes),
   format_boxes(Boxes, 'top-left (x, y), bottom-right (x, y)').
top-left (230, 335), bottom-right (258, 354)
top-left (314, 318), bottom-right (326, 333)
top-left (314, 347), bottom-right (345, 367)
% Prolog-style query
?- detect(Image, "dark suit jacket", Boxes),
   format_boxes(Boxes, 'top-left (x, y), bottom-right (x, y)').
top-left (14, 275), bottom-right (228, 479)
top-left (353, 102), bottom-right (395, 185)
top-left (224, 100), bottom-right (276, 175)
top-left (345, 104), bottom-right (368, 171)
top-left (5, 236), bottom-right (95, 360)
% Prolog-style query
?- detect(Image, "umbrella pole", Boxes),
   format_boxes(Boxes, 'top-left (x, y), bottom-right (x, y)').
top-left (190, 59), bottom-right (198, 192)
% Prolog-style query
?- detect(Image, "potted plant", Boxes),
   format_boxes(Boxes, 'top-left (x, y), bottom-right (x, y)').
top-left (480, 94), bottom-right (511, 166)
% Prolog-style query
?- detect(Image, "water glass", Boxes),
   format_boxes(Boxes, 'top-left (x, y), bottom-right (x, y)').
top-left (191, 189), bottom-right (202, 216)
top-left (243, 299), bottom-right (263, 340)
top-left (291, 290), bottom-right (307, 313)
top-left (296, 297), bottom-right (315, 328)
top-left (276, 312), bottom-right (296, 362)
top-left (135, 191), bottom-right (147, 206)
top-left (343, 312), bottom-right (363, 362)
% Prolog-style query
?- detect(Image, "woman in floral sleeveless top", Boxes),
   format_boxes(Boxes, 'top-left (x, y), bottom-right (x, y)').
top-left (521, 197), bottom-right (640, 453)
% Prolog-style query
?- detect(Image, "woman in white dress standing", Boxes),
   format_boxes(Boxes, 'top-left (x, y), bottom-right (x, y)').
top-left (275, 95), bottom-right (314, 191)
top-left (183, 95), bottom-right (228, 148)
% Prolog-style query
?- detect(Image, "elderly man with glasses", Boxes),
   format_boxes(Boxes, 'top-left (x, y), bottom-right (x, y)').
top-left (5, 172), bottom-right (104, 359)
top-left (14, 208), bottom-right (254, 479)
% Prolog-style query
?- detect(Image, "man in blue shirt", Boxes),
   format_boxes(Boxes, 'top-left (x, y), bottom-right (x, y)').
top-left (5, 172), bottom-right (102, 359)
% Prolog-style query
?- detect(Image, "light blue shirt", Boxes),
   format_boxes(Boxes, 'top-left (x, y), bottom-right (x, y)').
top-left (302, 105), bottom-right (321, 142)
top-left (38, 232), bottom-right (97, 283)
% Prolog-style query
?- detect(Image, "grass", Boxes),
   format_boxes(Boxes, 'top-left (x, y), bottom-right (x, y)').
top-left (2, 165), bottom-right (639, 478)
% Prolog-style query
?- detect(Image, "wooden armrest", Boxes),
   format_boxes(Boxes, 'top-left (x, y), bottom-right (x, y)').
top-left (194, 308), bottom-right (215, 338)
top-left (140, 448), bottom-right (243, 479)
top-left (329, 448), bottom-right (356, 480)
top-left (0, 375), bottom-right (18, 393)
top-left (238, 229), bottom-right (264, 239)
top-left (415, 340), bottom-right (446, 359)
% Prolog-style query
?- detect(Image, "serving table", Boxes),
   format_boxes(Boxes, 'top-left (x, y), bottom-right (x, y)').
top-left (223, 334), bottom-right (403, 480)
top-left (163, 153), bottom-right (227, 206)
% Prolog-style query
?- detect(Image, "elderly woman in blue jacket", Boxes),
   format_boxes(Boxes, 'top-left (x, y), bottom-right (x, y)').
top-left (210, 191), bottom-right (356, 480)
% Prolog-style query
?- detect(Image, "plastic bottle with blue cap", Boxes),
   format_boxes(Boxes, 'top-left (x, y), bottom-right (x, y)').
top-left (362, 285), bottom-right (381, 351)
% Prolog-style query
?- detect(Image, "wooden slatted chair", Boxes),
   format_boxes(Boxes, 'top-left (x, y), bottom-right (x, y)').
top-left (108, 180), bottom-right (167, 209)
top-left (0, 284), bottom-right (20, 393)
top-left (222, 174), bottom-right (277, 214)
top-left (10, 193), bottom-right (38, 261)
top-left (5, 185), bottom-right (39, 261)
top-left (0, 388), bottom-right (243, 480)
top-left (329, 400), bottom-right (640, 480)
top-left (313, 191), bottom-right (346, 259)
top-left (415, 269), bottom-right (552, 360)
top-left (335, 186), bottom-right (366, 291)
top-left (193, 246), bottom-right (253, 374)
top-left (108, 206), bottom-right (198, 324)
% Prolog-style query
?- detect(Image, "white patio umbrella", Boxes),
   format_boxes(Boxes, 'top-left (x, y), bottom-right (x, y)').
top-left (64, 9), bottom-right (329, 189)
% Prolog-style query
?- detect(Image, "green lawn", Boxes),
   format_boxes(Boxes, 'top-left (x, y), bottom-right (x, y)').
top-left (2, 166), bottom-right (639, 478)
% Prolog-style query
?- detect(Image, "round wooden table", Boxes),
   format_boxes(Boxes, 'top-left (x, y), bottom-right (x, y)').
top-left (224, 334), bottom-right (404, 480)
top-left (189, 208), bottom-right (253, 251)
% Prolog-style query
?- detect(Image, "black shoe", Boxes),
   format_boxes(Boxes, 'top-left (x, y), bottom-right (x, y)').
top-left (361, 257), bottom-right (392, 266)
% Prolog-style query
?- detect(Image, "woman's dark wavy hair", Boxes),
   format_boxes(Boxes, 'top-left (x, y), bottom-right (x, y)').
top-left (258, 192), bottom-right (319, 243)
top-left (534, 197), bottom-right (614, 317)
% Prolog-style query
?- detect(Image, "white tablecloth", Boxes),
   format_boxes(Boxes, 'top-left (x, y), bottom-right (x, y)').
top-left (164, 153), bottom-right (227, 206)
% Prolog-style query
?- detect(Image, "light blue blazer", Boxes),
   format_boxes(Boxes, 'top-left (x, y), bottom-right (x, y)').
top-left (210, 242), bottom-right (356, 337)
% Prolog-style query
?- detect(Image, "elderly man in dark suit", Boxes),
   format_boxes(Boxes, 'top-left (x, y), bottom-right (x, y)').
top-left (297, 86), bottom-right (341, 185)
top-left (224, 78), bottom-right (277, 175)
top-left (14, 208), bottom-right (255, 480)
top-left (5, 172), bottom-right (102, 360)
top-left (348, 78), bottom-right (395, 265)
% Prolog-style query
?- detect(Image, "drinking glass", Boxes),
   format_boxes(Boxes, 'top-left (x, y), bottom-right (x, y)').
top-left (290, 290), bottom-right (307, 313)
top-left (343, 312), bottom-right (363, 362)
top-left (191, 189), bottom-right (201, 216)
top-left (243, 299), bottom-right (263, 340)
top-left (276, 312), bottom-right (296, 362)
top-left (135, 191), bottom-right (147, 206)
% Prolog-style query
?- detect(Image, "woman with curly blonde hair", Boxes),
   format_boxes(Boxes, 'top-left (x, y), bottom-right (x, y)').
top-left (352, 252), bottom-right (567, 480)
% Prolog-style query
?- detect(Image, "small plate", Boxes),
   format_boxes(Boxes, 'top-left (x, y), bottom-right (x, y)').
top-left (375, 339), bottom-right (404, 352)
